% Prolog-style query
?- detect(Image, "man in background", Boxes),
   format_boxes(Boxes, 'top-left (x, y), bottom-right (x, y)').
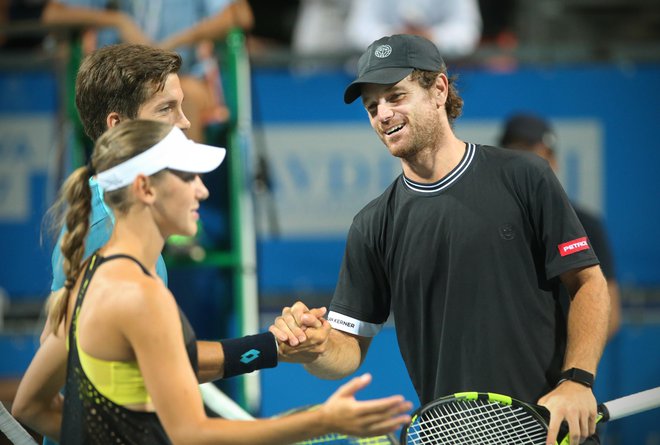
top-left (500, 112), bottom-right (620, 339)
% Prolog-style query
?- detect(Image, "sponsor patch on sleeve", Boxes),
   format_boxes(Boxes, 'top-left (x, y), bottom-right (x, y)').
top-left (327, 311), bottom-right (383, 337)
top-left (558, 236), bottom-right (590, 256)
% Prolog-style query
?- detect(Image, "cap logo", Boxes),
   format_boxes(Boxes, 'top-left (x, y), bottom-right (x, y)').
top-left (374, 44), bottom-right (392, 58)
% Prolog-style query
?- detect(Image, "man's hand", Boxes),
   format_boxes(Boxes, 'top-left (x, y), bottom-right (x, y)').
top-left (270, 301), bottom-right (326, 346)
top-left (538, 381), bottom-right (597, 445)
top-left (269, 301), bottom-right (332, 363)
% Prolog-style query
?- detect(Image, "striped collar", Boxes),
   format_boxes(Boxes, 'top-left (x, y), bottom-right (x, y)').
top-left (402, 143), bottom-right (476, 193)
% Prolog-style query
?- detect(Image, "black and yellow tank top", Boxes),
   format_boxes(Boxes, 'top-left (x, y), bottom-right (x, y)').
top-left (61, 252), bottom-right (198, 444)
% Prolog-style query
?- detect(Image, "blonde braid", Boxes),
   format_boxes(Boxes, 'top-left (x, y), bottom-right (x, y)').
top-left (47, 166), bottom-right (93, 333)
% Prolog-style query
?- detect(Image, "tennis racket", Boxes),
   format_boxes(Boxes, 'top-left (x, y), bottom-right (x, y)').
top-left (281, 405), bottom-right (399, 445)
top-left (400, 386), bottom-right (660, 444)
top-left (0, 402), bottom-right (38, 445)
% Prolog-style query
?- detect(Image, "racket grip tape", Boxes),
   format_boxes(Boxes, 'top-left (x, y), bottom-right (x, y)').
top-left (557, 405), bottom-right (609, 445)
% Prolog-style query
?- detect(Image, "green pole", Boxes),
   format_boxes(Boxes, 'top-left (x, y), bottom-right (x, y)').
top-left (224, 29), bottom-right (260, 412)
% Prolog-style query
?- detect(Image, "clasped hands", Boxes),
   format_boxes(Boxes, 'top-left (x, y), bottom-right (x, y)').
top-left (269, 301), bottom-right (331, 363)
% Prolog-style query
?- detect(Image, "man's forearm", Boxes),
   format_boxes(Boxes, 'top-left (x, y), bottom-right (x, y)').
top-left (303, 330), bottom-right (365, 380)
top-left (42, 3), bottom-right (120, 28)
top-left (160, 0), bottom-right (254, 49)
top-left (563, 268), bottom-right (610, 373)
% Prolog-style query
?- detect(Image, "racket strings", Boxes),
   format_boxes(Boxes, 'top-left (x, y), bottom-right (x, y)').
top-left (406, 399), bottom-right (546, 444)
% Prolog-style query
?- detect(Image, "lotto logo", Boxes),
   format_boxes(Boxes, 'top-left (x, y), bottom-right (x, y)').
top-left (558, 237), bottom-right (590, 256)
top-left (240, 349), bottom-right (260, 364)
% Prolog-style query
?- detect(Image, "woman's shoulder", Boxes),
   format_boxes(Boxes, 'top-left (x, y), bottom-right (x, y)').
top-left (93, 263), bottom-right (177, 324)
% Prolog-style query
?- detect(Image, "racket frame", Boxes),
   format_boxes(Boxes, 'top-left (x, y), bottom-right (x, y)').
top-left (401, 391), bottom-right (553, 445)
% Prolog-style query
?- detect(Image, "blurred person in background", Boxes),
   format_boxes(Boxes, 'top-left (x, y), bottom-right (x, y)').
top-left (243, 0), bottom-right (300, 56)
top-left (345, 0), bottom-right (482, 59)
top-left (477, 0), bottom-right (518, 48)
top-left (41, 0), bottom-right (255, 142)
top-left (291, 0), bottom-right (350, 58)
top-left (0, 0), bottom-right (48, 50)
top-left (500, 112), bottom-right (621, 339)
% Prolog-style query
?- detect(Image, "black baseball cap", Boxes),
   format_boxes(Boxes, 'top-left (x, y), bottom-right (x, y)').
top-left (343, 34), bottom-right (445, 104)
top-left (500, 113), bottom-right (557, 149)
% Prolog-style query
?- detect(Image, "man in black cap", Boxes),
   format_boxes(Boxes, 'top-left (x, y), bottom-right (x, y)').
top-left (271, 34), bottom-right (609, 445)
top-left (500, 112), bottom-right (621, 340)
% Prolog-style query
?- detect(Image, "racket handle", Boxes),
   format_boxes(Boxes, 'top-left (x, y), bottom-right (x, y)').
top-left (199, 383), bottom-right (255, 420)
top-left (601, 386), bottom-right (660, 421)
top-left (0, 403), bottom-right (38, 445)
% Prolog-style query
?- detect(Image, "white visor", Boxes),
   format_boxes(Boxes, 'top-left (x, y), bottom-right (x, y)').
top-left (96, 127), bottom-right (226, 191)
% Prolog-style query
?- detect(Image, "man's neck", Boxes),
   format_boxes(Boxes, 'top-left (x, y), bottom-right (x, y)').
top-left (401, 137), bottom-right (467, 183)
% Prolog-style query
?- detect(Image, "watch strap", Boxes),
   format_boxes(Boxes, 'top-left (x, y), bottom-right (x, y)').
top-left (557, 367), bottom-right (595, 388)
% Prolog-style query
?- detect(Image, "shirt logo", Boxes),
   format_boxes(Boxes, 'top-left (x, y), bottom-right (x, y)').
top-left (558, 237), bottom-right (590, 256)
top-left (328, 316), bottom-right (355, 329)
top-left (499, 223), bottom-right (516, 240)
top-left (374, 44), bottom-right (392, 58)
top-left (328, 318), bottom-right (355, 328)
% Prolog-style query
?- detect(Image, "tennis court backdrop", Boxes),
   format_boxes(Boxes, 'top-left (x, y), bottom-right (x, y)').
top-left (1, 61), bottom-right (659, 443)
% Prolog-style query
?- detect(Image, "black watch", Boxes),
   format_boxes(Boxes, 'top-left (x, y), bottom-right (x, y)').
top-left (557, 367), bottom-right (595, 388)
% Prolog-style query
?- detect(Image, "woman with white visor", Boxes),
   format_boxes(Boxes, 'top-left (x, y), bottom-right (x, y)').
top-left (12, 119), bottom-right (411, 444)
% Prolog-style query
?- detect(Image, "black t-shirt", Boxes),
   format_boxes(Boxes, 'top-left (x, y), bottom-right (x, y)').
top-left (328, 144), bottom-right (600, 405)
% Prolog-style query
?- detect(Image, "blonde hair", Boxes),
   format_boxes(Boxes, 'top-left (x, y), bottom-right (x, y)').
top-left (46, 120), bottom-right (173, 333)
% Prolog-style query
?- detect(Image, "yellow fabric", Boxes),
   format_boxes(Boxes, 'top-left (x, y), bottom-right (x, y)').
top-left (75, 334), bottom-right (152, 406)
top-left (68, 254), bottom-right (151, 406)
